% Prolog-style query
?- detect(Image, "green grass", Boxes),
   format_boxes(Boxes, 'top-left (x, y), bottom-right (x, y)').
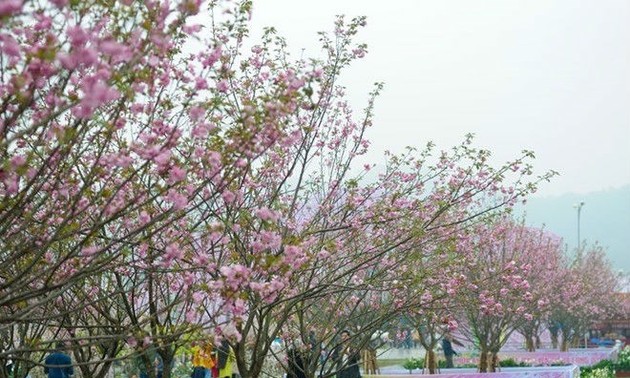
top-left (377, 359), bottom-right (407, 367)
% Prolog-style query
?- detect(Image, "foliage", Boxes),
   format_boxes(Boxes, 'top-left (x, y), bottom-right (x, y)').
top-left (579, 347), bottom-right (630, 378)
top-left (617, 346), bottom-right (630, 372)
top-left (580, 367), bottom-right (615, 378)
top-left (499, 358), bottom-right (530, 367)
top-left (402, 358), bottom-right (423, 373)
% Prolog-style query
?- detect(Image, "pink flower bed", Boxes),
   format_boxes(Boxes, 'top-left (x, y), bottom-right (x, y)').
top-left (377, 365), bottom-right (579, 378)
top-left (454, 348), bottom-right (615, 367)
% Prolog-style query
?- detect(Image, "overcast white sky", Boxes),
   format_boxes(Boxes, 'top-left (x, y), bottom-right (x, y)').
top-left (248, 0), bottom-right (630, 198)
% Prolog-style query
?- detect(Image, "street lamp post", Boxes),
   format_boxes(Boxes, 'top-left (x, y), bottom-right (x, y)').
top-left (573, 200), bottom-right (585, 348)
top-left (574, 201), bottom-right (585, 253)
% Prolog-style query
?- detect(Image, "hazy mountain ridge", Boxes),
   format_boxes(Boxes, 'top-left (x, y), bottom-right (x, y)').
top-left (518, 185), bottom-right (630, 273)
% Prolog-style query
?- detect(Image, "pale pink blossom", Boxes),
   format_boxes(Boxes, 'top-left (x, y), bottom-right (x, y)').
top-left (216, 79), bottom-right (229, 92)
top-left (0, 0), bottom-right (22, 16)
top-left (168, 166), bottom-right (187, 184)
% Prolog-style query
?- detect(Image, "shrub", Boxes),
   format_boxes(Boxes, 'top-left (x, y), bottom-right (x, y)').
top-left (580, 347), bottom-right (630, 378)
top-left (580, 367), bottom-right (615, 378)
top-left (499, 358), bottom-right (530, 367)
top-left (403, 358), bottom-right (423, 373)
top-left (617, 346), bottom-right (630, 372)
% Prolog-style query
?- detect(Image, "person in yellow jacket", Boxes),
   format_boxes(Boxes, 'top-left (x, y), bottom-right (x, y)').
top-left (215, 340), bottom-right (235, 378)
top-left (191, 342), bottom-right (215, 378)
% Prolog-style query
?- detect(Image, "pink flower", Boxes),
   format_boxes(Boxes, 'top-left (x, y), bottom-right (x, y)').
top-left (99, 40), bottom-right (132, 63)
top-left (283, 245), bottom-right (305, 268)
top-left (232, 298), bottom-right (246, 316)
top-left (139, 211), bottom-right (151, 225)
top-left (10, 154), bottom-right (26, 168)
top-left (67, 25), bottom-right (90, 48)
top-left (318, 249), bottom-right (330, 259)
top-left (219, 323), bottom-right (242, 342)
top-left (221, 190), bottom-right (235, 203)
top-left (165, 243), bottom-right (183, 260)
top-left (153, 150), bottom-right (171, 167)
top-left (216, 79), bottom-right (229, 92)
top-left (50, 0), bottom-right (68, 8)
top-left (192, 291), bottom-right (204, 304)
top-left (74, 78), bottom-right (120, 118)
top-left (0, 0), bottom-right (22, 16)
top-left (82, 79), bottom-right (119, 108)
top-left (202, 46), bottom-right (222, 67)
top-left (166, 189), bottom-right (187, 210)
top-left (0, 34), bottom-right (20, 57)
top-left (352, 48), bottom-right (366, 58)
top-left (82, 246), bottom-right (99, 257)
top-left (3, 174), bottom-right (19, 194)
top-left (185, 310), bottom-right (197, 323)
top-left (168, 166), bottom-right (186, 184)
top-left (183, 24), bottom-right (202, 34)
top-left (254, 207), bottom-right (279, 222)
top-left (447, 319), bottom-right (458, 332)
top-left (188, 105), bottom-right (205, 121)
top-left (195, 77), bottom-right (208, 90)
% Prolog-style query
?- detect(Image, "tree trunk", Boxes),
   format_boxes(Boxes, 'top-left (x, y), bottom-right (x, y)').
top-left (550, 328), bottom-right (559, 350)
top-left (235, 346), bottom-right (266, 378)
top-left (560, 335), bottom-right (570, 352)
top-left (525, 336), bottom-right (535, 352)
top-left (161, 355), bottom-right (173, 378)
top-left (536, 335), bottom-right (542, 349)
top-left (426, 349), bottom-right (438, 374)
top-left (571, 334), bottom-right (580, 349)
top-left (478, 349), bottom-right (488, 373)
top-left (489, 352), bottom-right (499, 373)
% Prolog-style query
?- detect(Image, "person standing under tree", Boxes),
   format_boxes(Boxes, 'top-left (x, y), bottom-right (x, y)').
top-left (191, 341), bottom-right (214, 378)
top-left (441, 334), bottom-right (463, 369)
top-left (215, 340), bottom-right (235, 378)
top-left (332, 330), bottom-right (361, 378)
top-left (135, 346), bottom-right (163, 378)
top-left (44, 343), bottom-right (74, 378)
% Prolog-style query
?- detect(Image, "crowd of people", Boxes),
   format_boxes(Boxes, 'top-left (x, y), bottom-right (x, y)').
top-left (36, 340), bottom-right (235, 378)
top-left (36, 330), bottom-right (463, 378)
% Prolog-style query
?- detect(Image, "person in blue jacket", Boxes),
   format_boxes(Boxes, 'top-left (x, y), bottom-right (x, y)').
top-left (44, 343), bottom-right (74, 378)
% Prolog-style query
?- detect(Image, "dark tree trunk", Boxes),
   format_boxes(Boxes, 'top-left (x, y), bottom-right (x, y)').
top-left (426, 349), bottom-right (438, 374)
top-left (525, 336), bottom-right (535, 352)
top-left (489, 352), bottom-right (499, 372)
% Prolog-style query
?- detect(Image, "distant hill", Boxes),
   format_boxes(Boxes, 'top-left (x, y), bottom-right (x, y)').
top-left (517, 185), bottom-right (630, 273)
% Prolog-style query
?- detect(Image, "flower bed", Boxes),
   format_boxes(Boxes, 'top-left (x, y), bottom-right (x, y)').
top-left (374, 365), bottom-right (580, 378)
top-left (453, 349), bottom-right (616, 367)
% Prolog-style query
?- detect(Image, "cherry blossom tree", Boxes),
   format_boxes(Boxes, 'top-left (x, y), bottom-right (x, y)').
top-left (513, 230), bottom-right (564, 352)
top-left (0, 0), bottom-right (320, 374)
top-left (456, 219), bottom-right (563, 372)
top-left (549, 244), bottom-right (619, 351)
top-left (1, 2), bottom-right (557, 378)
